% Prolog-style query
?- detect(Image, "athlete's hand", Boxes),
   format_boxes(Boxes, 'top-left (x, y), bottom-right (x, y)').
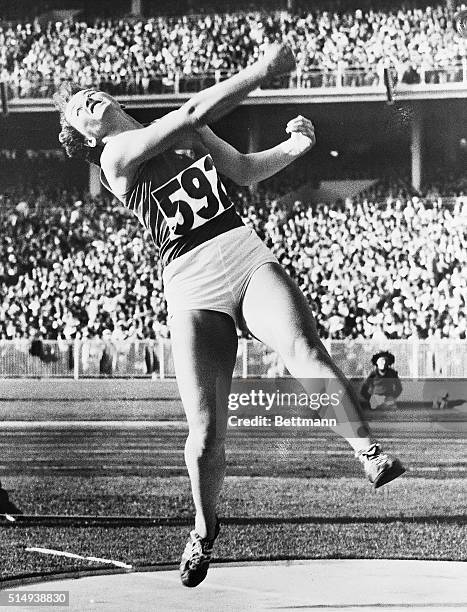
top-left (283, 115), bottom-right (316, 156)
top-left (261, 43), bottom-right (296, 78)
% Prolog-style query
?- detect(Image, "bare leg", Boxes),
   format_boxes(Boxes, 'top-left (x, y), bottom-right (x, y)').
top-left (242, 263), bottom-right (372, 453)
top-left (170, 310), bottom-right (237, 539)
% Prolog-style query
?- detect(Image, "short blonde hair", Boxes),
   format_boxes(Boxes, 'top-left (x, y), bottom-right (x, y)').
top-left (53, 82), bottom-right (102, 166)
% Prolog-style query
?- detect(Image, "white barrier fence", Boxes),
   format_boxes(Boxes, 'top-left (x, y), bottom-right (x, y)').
top-left (4, 61), bottom-right (467, 99)
top-left (0, 338), bottom-right (465, 379)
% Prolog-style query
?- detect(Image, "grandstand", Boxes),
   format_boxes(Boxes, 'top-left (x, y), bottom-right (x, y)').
top-left (0, 0), bottom-right (466, 363)
top-left (0, 179), bottom-right (466, 345)
top-left (1, 3), bottom-right (466, 98)
top-left (0, 3), bottom-right (466, 606)
top-left (0, 3), bottom-right (467, 340)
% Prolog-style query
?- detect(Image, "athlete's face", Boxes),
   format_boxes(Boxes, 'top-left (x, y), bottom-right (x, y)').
top-left (64, 89), bottom-right (121, 146)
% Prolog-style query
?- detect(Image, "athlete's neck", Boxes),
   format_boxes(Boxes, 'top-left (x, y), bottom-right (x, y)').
top-left (102, 112), bottom-right (143, 142)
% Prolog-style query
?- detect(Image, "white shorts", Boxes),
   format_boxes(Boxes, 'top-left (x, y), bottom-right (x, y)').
top-left (162, 226), bottom-right (278, 329)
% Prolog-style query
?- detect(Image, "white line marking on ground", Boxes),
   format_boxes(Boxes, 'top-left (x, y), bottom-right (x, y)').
top-left (416, 466), bottom-right (467, 471)
top-left (0, 421), bottom-right (187, 428)
top-left (26, 547), bottom-right (132, 569)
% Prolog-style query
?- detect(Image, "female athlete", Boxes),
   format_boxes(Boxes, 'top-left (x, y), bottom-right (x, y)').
top-left (54, 44), bottom-right (405, 588)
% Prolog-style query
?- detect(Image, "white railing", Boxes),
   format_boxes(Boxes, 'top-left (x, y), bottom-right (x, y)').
top-left (0, 338), bottom-right (465, 379)
top-left (3, 61), bottom-right (467, 99)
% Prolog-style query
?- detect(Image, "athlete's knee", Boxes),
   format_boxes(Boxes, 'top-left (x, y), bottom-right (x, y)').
top-left (185, 427), bottom-right (226, 461)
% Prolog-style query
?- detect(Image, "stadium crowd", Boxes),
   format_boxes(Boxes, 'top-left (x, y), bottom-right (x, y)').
top-left (1, 164), bottom-right (466, 342)
top-left (1, 3), bottom-right (465, 97)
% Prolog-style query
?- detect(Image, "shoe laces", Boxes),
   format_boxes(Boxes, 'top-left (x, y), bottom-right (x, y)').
top-left (358, 443), bottom-right (388, 467)
top-left (187, 532), bottom-right (212, 570)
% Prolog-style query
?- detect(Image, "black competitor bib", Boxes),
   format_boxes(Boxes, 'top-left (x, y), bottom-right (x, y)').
top-left (151, 154), bottom-right (233, 240)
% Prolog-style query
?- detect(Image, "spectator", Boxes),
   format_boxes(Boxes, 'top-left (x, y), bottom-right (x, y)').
top-left (144, 331), bottom-right (160, 378)
top-left (0, 163), bottom-right (465, 341)
top-left (99, 329), bottom-right (116, 376)
top-left (361, 351), bottom-right (403, 410)
top-left (0, 5), bottom-right (465, 97)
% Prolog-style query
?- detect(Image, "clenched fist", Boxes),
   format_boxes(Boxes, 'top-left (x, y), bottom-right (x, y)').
top-left (283, 115), bottom-right (316, 157)
top-left (261, 43), bottom-right (296, 78)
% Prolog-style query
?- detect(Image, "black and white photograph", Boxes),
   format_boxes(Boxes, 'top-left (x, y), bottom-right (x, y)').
top-left (0, 0), bottom-right (466, 610)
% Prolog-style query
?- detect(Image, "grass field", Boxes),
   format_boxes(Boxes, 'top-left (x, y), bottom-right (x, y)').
top-left (0, 379), bottom-right (466, 583)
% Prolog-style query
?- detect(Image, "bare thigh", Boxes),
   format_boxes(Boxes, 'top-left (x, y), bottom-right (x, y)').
top-left (242, 262), bottom-right (327, 364)
top-left (169, 310), bottom-right (238, 439)
top-left (241, 263), bottom-right (370, 439)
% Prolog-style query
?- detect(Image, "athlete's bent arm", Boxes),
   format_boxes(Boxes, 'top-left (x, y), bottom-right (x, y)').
top-left (196, 115), bottom-right (316, 186)
top-left (104, 43), bottom-right (296, 170)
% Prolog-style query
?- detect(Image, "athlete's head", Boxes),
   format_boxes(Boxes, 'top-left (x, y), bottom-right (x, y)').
top-left (53, 82), bottom-right (124, 166)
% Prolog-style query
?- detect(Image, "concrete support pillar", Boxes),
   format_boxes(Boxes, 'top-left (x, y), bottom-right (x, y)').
top-left (89, 163), bottom-right (101, 196)
top-left (131, 0), bottom-right (142, 16)
top-left (445, 104), bottom-right (458, 167)
top-left (247, 121), bottom-right (260, 155)
top-left (411, 104), bottom-right (423, 192)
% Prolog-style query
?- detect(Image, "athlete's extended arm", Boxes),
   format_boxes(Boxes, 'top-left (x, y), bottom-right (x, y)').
top-left (196, 116), bottom-right (316, 185)
top-left (103, 43), bottom-right (296, 170)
